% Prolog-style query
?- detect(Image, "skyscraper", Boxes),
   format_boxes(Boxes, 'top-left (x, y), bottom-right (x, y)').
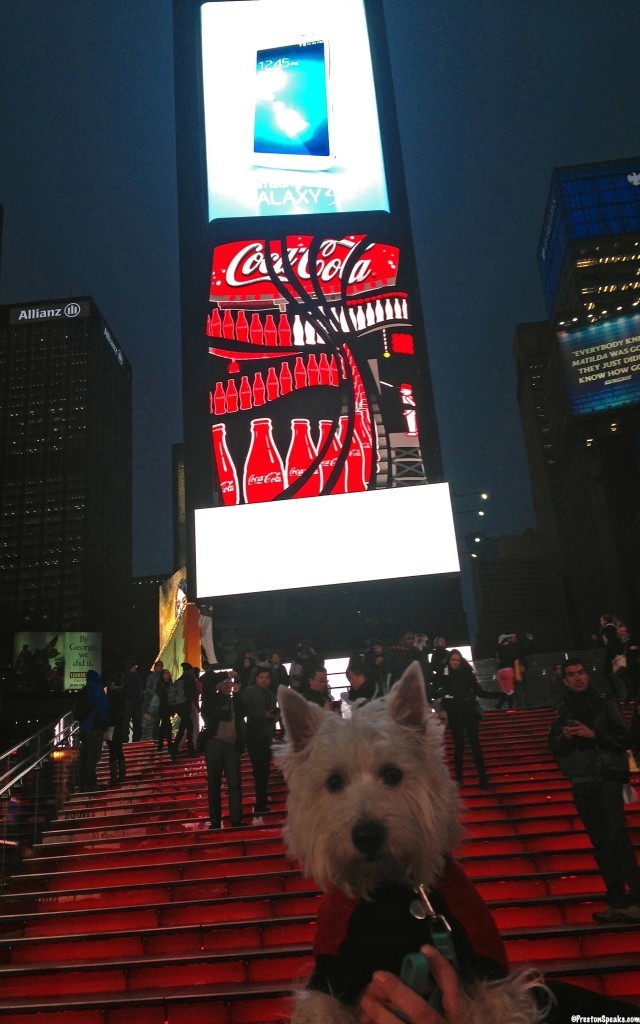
top-left (0, 296), bottom-right (132, 666)
top-left (172, 0), bottom-right (465, 653)
top-left (515, 157), bottom-right (640, 643)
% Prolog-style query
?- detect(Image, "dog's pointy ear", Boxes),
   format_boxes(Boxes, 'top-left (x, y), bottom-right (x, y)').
top-left (278, 685), bottom-right (326, 752)
top-left (387, 661), bottom-right (428, 731)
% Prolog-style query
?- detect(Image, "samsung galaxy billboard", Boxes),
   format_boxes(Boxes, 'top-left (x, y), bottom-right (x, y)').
top-left (200, 0), bottom-right (389, 219)
top-left (558, 312), bottom-right (640, 416)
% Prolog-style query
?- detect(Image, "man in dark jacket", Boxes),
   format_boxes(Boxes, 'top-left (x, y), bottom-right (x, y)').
top-left (201, 672), bottom-right (245, 828)
top-left (107, 677), bottom-right (127, 785)
top-left (549, 658), bottom-right (640, 922)
top-left (77, 670), bottom-right (109, 792)
top-left (241, 667), bottom-right (278, 822)
top-left (170, 663), bottom-right (197, 760)
top-left (122, 660), bottom-right (144, 742)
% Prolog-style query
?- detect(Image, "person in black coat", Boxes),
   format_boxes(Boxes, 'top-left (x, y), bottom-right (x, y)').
top-left (436, 650), bottom-right (501, 788)
top-left (107, 677), bottom-right (127, 784)
top-left (201, 672), bottom-right (245, 829)
top-left (549, 658), bottom-right (640, 922)
top-left (241, 667), bottom-right (278, 819)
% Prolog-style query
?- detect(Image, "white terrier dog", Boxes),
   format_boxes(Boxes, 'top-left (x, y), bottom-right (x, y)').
top-left (277, 662), bottom-right (547, 1024)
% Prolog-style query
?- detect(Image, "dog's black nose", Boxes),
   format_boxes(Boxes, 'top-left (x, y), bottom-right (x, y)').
top-left (352, 820), bottom-right (386, 858)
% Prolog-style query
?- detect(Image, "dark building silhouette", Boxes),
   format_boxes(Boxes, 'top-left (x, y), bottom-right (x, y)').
top-left (515, 157), bottom-right (640, 644)
top-left (470, 529), bottom-right (571, 658)
top-left (0, 296), bottom-right (132, 667)
top-left (172, 442), bottom-right (186, 571)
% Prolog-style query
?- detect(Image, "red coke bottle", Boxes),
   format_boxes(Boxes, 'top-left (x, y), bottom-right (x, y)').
top-left (235, 308), bottom-right (249, 342)
top-left (286, 419), bottom-right (321, 498)
top-left (222, 309), bottom-right (235, 339)
top-left (354, 407), bottom-right (373, 485)
top-left (211, 423), bottom-right (239, 506)
top-left (226, 378), bottom-right (239, 413)
top-left (278, 312), bottom-right (292, 347)
top-left (264, 314), bottom-right (277, 347)
top-left (266, 366), bottom-right (279, 401)
top-left (209, 307), bottom-right (222, 337)
top-left (318, 419), bottom-right (346, 494)
top-left (319, 352), bottom-right (331, 386)
top-left (280, 361), bottom-right (293, 395)
top-left (239, 376), bottom-right (252, 411)
top-left (250, 313), bottom-right (264, 345)
top-left (213, 381), bottom-right (226, 416)
top-left (307, 353), bottom-right (320, 386)
top-left (344, 415), bottom-right (366, 492)
top-left (294, 356), bottom-right (307, 389)
top-left (243, 418), bottom-right (285, 504)
top-left (253, 372), bottom-right (266, 406)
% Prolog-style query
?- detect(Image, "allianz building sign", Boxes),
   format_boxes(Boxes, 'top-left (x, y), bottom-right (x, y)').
top-left (9, 299), bottom-right (91, 325)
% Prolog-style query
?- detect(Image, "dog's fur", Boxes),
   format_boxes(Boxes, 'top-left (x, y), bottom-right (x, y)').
top-left (277, 663), bottom-right (548, 1024)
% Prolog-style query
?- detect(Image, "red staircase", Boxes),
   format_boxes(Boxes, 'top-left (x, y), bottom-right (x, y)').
top-left (0, 707), bottom-right (639, 1021)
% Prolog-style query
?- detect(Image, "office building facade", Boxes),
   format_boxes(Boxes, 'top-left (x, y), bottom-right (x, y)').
top-left (0, 297), bottom-right (132, 666)
top-left (515, 157), bottom-right (640, 643)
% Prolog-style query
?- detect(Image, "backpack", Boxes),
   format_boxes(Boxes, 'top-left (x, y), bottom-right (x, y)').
top-left (72, 686), bottom-right (91, 722)
top-left (166, 677), bottom-right (185, 707)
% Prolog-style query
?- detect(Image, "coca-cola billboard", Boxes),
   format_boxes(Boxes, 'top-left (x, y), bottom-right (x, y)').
top-left (207, 231), bottom-right (431, 510)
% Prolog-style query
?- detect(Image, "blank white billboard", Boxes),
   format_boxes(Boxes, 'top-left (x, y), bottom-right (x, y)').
top-left (195, 482), bottom-right (459, 597)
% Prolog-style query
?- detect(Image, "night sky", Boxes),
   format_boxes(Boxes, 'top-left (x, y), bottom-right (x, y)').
top-left (1, 0), bottom-right (638, 579)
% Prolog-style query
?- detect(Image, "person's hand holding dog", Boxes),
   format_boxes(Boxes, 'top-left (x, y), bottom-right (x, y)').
top-left (358, 945), bottom-right (468, 1024)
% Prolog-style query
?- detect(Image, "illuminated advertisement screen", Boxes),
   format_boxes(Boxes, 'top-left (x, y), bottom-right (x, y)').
top-left (13, 631), bottom-right (102, 691)
top-left (558, 312), bottom-right (640, 416)
top-left (196, 484), bottom-right (459, 596)
top-left (200, 0), bottom-right (389, 219)
top-left (159, 567), bottom-right (189, 652)
top-left (194, 227), bottom-right (458, 597)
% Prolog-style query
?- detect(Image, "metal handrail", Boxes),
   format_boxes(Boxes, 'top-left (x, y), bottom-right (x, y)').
top-left (0, 712), bottom-right (78, 797)
top-left (1, 712), bottom-right (80, 882)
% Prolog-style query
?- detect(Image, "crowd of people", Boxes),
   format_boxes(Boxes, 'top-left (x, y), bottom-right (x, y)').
top-left (71, 624), bottom-right (640, 932)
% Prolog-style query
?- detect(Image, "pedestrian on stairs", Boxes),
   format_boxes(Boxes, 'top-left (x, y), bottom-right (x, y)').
top-left (169, 663), bottom-right (197, 761)
top-left (549, 657), bottom-right (640, 923)
top-left (241, 667), bottom-right (278, 823)
top-left (201, 672), bottom-right (245, 828)
top-left (77, 670), bottom-right (109, 792)
top-left (435, 650), bottom-right (501, 789)
top-left (107, 676), bottom-right (127, 785)
top-left (495, 634), bottom-right (517, 708)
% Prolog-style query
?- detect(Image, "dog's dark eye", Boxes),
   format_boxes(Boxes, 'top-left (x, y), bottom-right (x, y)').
top-left (326, 772), bottom-right (345, 793)
top-left (380, 764), bottom-right (403, 786)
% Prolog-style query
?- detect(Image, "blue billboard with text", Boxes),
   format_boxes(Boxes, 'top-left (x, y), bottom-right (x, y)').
top-left (559, 313), bottom-right (640, 416)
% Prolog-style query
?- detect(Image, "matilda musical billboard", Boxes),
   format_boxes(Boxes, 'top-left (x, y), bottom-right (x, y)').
top-left (558, 312), bottom-right (640, 416)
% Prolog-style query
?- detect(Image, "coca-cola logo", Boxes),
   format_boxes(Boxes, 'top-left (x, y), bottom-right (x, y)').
top-left (211, 236), bottom-right (399, 303)
top-left (221, 481), bottom-right (235, 492)
top-left (248, 472), bottom-right (283, 485)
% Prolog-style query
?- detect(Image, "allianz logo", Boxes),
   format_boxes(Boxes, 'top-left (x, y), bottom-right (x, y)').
top-left (104, 324), bottom-right (124, 366)
top-left (627, 172), bottom-right (640, 186)
top-left (17, 301), bottom-right (82, 320)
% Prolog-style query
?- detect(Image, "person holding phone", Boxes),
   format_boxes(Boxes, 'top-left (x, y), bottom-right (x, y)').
top-left (548, 657), bottom-right (640, 922)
